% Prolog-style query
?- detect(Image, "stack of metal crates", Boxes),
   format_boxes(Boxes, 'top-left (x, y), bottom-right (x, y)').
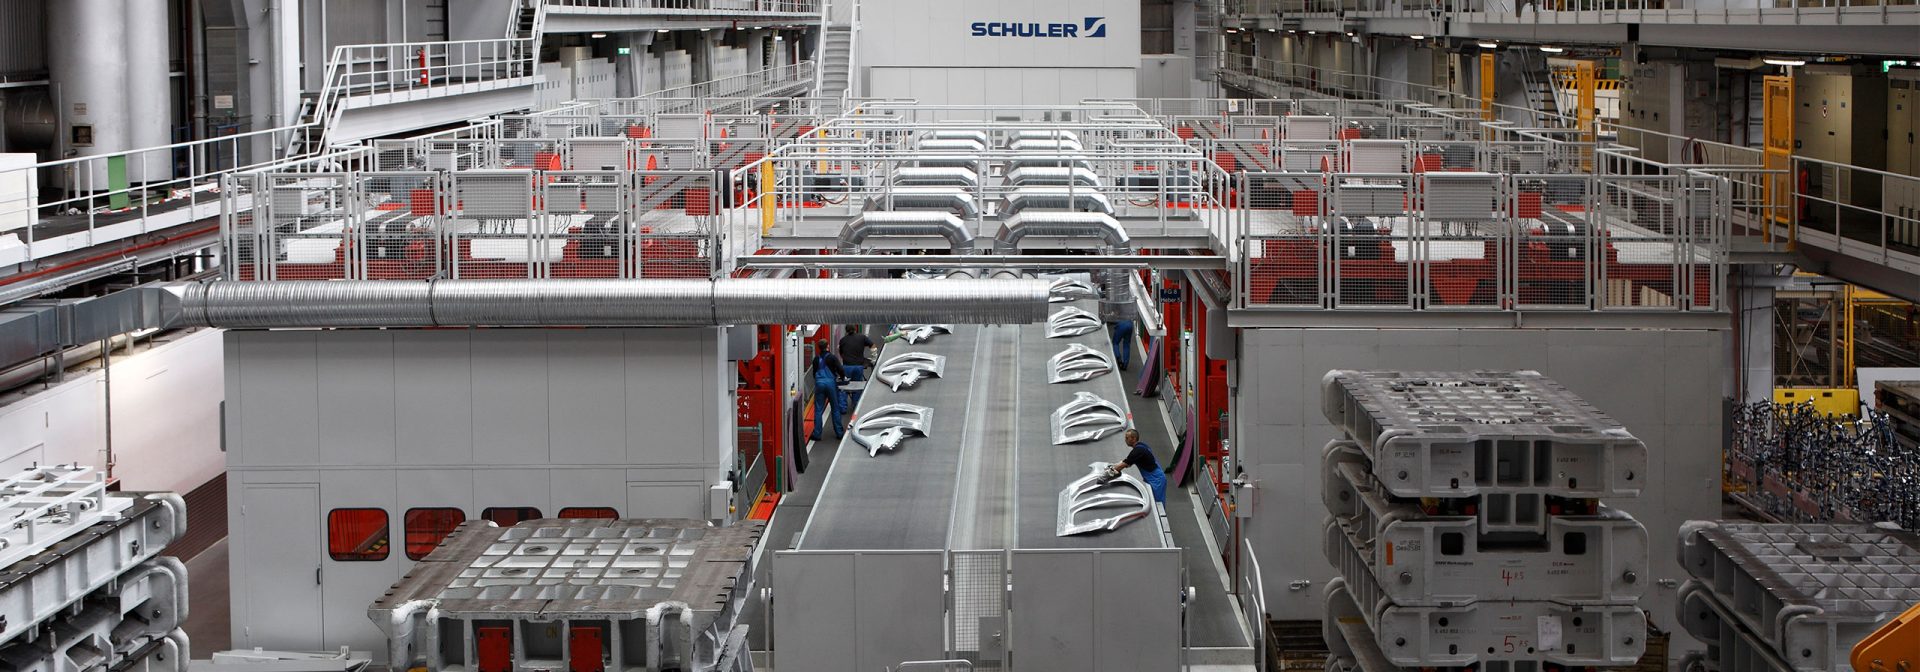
top-left (1676, 521), bottom-right (1920, 672)
top-left (1317, 370), bottom-right (1653, 671)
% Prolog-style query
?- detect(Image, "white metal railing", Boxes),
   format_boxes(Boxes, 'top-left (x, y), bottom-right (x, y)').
top-left (544, 0), bottom-right (821, 13)
top-left (0, 124), bottom-right (314, 267)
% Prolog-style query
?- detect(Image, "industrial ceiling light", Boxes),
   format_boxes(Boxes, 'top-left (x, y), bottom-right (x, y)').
top-left (700, 27), bottom-right (713, 32)
top-left (1051, 391), bottom-right (1128, 445)
top-left (850, 404), bottom-right (933, 456)
top-left (657, 29), bottom-right (671, 33)
top-left (1057, 461), bottom-right (1154, 536)
top-left (1764, 57), bottom-right (1807, 67)
top-left (1478, 41), bottom-right (1499, 48)
top-left (590, 32), bottom-right (607, 38)
top-left (1539, 45), bottom-right (1565, 53)
top-left (874, 352), bottom-right (946, 391)
top-left (1048, 344), bottom-right (1116, 384)
top-left (1045, 306), bottom-right (1101, 338)
top-left (1410, 34), bottom-right (1427, 40)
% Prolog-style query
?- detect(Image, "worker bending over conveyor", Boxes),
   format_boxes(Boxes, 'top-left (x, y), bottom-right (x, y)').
top-left (1107, 428), bottom-right (1166, 502)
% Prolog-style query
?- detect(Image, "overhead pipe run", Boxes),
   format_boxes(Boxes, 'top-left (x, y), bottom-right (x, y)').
top-left (995, 213), bottom-right (1135, 320)
top-left (837, 212), bottom-right (976, 253)
top-left (161, 278), bottom-right (1053, 329)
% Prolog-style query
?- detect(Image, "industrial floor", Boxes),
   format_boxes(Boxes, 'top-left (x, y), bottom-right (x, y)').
top-left (182, 538), bottom-right (234, 655)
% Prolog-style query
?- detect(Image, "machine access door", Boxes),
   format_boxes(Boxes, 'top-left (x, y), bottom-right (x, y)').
top-left (237, 482), bottom-right (324, 650)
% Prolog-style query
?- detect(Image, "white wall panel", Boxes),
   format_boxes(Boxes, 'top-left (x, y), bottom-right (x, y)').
top-left (472, 331), bottom-right (551, 465)
top-left (232, 330), bottom-right (320, 467)
top-left (856, 0), bottom-right (1139, 105)
top-left (394, 330), bottom-right (474, 465)
top-left (317, 332), bottom-right (397, 467)
top-left (551, 330), bottom-right (628, 465)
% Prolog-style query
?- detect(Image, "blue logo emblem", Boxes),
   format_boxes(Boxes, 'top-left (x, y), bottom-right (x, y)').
top-left (969, 17), bottom-right (1109, 38)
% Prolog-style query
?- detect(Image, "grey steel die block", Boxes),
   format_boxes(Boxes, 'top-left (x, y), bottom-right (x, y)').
top-left (1321, 370), bottom-right (1648, 499)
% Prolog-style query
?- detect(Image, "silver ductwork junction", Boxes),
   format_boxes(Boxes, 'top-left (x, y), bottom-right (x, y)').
top-left (1009, 138), bottom-right (1085, 152)
top-left (1007, 166), bottom-right (1102, 188)
top-left (1003, 188), bottom-right (1114, 216)
top-left (874, 352), bottom-right (946, 391)
top-left (890, 167), bottom-right (979, 188)
top-left (916, 138), bottom-right (986, 152)
top-left (997, 213), bottom-right (1134, 320)
top-left (870, 187), bottom-right (979, 218)
top-left (1014, 129), bottom-right (1082, 143)
top-left (925, 130), bottom-right (989, 146)
top-left (837, 212), bottom-right (975, 253)
top-left (163, 279), bottom-right (1051, 329)
top-left (1005, 154), bottom-right (1097, 174)
top-left (1051, 391), bottom-right (1127, 445)
top-left (1057, 461), bottom-right (1153, 536)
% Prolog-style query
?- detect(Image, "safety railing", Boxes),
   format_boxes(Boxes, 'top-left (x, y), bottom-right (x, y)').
top-left (1790, 157), bottom-right (1920, 273)
top-left (223, 167), bottom-right (724, 282)
top-left (544, 0), bottom-right (821, 13)
top-left (1235, 169), bottom-right (1725, 312)
top-left (1239, 539), bottom-right (1269, 672)
top-left (319, 38), bottom-right (537, 106)
top-left (0, 124), bottom-right (312, 268)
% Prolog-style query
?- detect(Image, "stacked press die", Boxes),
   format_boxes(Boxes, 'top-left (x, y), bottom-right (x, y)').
top-left (1318, 370), bottom-right (1653, 671)
top-left (1676, 521), bottom-right (1920, 672)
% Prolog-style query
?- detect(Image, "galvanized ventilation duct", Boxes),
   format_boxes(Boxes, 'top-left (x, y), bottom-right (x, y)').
top-left (837, 212), bottom-right (975, 253)
top-left (162, 279), bottom-right (1051, 329)
top-left (996, 213), bottom-right (1134, 320)
top-left (1003, 188), bottom-right (1114, 217)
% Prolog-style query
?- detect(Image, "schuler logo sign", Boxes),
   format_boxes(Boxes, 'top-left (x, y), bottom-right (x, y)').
top-left (970, 16), bottom-right (1108, 38)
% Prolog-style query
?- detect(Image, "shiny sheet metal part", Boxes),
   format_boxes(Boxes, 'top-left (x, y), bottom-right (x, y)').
top-left (874, 352), bottom-right (946, 391)
top-left (1046, 306), bottom-right (1102, 338)
top-left (896, 323), bottom-right (954, 344)
top-left (852, 403), bottom-right (934, 456)
top-left (1047, 276), bottom-right (1100, 302)
top-left (1048, 343), bottom-right (1115, 384)
top-left (1052, 391), bottom-right (1127, 445)
top-left (1057, 462), bottom-right (1155, 536)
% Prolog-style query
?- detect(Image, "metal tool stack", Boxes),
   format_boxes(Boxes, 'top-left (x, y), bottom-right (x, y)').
top-left (0, 466), bottom-right (189, 672)
top-left (1317, 370), bottom-right (1652, 671)
top-left (1676, 521), bottom-right (1920, 672)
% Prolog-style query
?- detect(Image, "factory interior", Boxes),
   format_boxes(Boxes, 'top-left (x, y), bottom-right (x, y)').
top-left (0, 0), bottom-right (1918, 671)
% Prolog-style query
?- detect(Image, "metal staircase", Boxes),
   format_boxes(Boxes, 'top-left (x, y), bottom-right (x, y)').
top-left (817, 26), bottom-right (854, 114)
top-left (1516, 51), bottom-right (1564, 127)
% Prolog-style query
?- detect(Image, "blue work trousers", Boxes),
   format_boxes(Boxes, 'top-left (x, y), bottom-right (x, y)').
top-left (811, 377), bottom-right (846, 440)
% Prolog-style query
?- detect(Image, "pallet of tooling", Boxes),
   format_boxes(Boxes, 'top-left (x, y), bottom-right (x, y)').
top-left (1317, 370), bottom-right (1652, 670)
top-left (1321, 369), bottom-right (1648, 499)
top-left (1323, 442), bottom-right (1650, 606)
top-left (1675, 521), bottom-right (1920, 672)
top-left (1323, 580), bottom-right (1625, 672)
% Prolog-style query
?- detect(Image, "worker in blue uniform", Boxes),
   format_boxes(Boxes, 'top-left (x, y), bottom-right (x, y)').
top-left (1112, 428), bottom-right (1166, 502)
top-left (808, 349), bottom-right (849, 442)
top-left (1110, 318), bottom-right (1134, 371)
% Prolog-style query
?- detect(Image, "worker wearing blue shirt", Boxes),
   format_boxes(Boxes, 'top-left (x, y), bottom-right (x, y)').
top-left (809, 350), bottom-right (848, 442)
top-left (1112, 429), bottom-right (1166, 502)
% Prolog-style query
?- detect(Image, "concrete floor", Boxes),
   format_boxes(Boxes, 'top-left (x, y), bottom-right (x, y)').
top-left (182, 538), bottom-right (233, 656)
